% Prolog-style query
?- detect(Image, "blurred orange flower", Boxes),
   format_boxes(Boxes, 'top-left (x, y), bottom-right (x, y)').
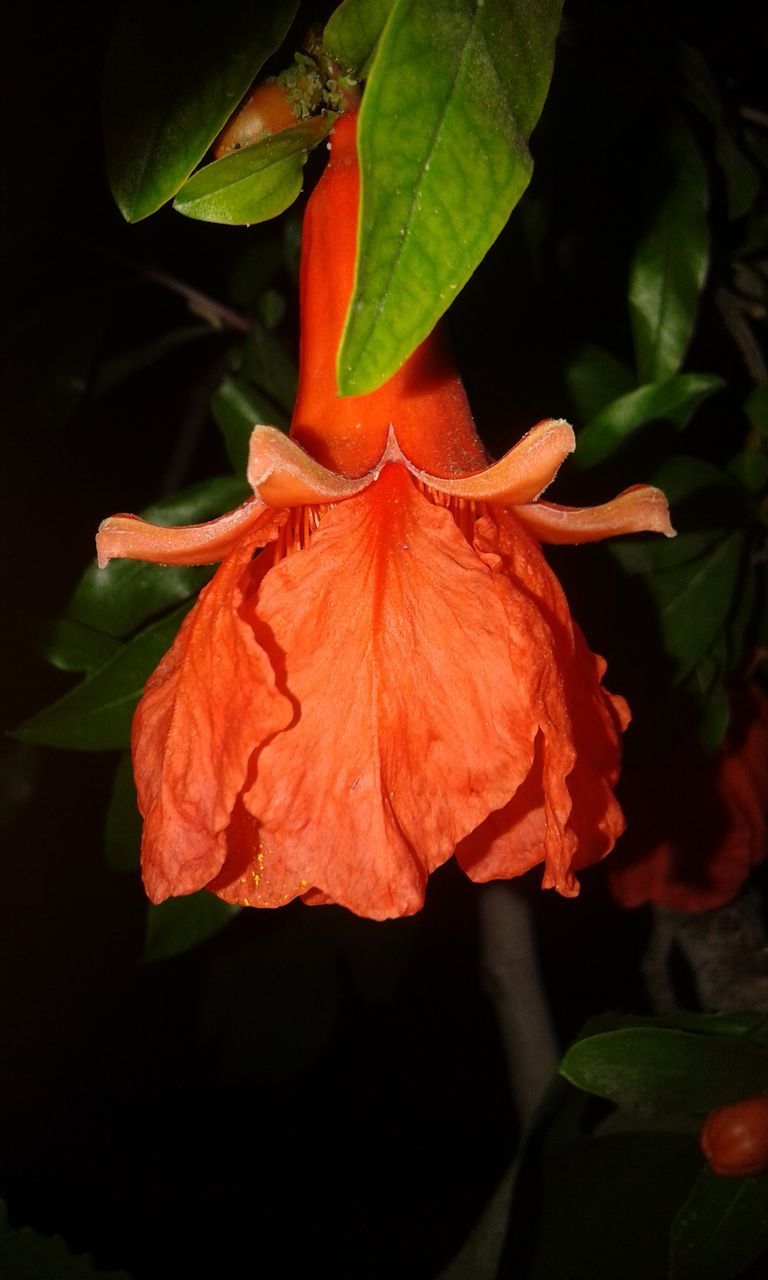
top-left (97, 113), bottom-right (672, 920)
top-left (608, 683), bottom-right (768, 913)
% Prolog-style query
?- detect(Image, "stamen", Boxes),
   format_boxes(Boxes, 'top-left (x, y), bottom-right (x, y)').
top-left (416, 479), bottom-right (487, 543)
top-left (272, 503), bottom-right (328, 561)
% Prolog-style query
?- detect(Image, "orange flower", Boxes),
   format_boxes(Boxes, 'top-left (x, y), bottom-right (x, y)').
top-left (97, 113), bottom-right (673, 920)
top-left (608, 683), bottom-right (768, 913)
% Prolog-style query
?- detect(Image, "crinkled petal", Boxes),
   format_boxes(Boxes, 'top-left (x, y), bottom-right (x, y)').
top-left (457, 512), bottom-right (629, 894)
top-left (513, 485), bottom-right (674, 544)
top-left (212, 464), bottom-right (561, 920)
top-left (97, 496), bottom-right (272, 567)
top-left (133, 517), bottom-right (292, 902)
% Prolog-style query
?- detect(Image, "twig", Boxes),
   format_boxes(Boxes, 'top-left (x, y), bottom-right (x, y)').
top-left (142, 265), bottom-right (252, 334)
top-left (477, 882), bottom-right (559, 1124)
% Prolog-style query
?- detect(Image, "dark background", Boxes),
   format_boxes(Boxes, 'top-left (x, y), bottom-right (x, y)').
top-left (1, 2), bottom-right (764, 1276)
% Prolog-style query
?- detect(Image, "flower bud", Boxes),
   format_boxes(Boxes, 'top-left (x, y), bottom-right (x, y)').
top-left (214, 82), bottom-right (297, 158)
top-left (700, 1094), bottom-right (768, 1177)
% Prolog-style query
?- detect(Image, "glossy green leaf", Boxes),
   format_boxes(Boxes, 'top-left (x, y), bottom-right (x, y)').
top-left (144, 894), bottom-right (239, 962)
top-left (0, 1199), bottom-right (134, 1279)
top-left (574, 373), bottom-right (723, 468)
top-left (173, 118), bottom-right (332, 224)
top-left (211, 376), bottom-right (283, 476)
top-left (564, 344), bottom-right (635, 424)
top-left (323, 0), bottom-right (396, 75)
top-left (338, 0), bottom-right (564, 394)
top-left (671, 1169), bottom-right (768, 1280)
top-left (104, 752), bottom-right (142, 872)
top-left (14, 606), bottom-right (189, 751)
top-left (560, 1029), bottom-right (768, 1115)
top-left (68, 476), bottom-right (248, 638)
top-left (104, 0), bottom-right (298, 221)
top-left (652, 530), bottom-right (745, 680)
top-left (629, 120), bottom-right (710, 383)
top-left (41, 618), bottom-right (123, 675)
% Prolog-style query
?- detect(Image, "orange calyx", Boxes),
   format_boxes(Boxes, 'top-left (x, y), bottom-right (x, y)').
top-left (288, 111), bottom-right (488, 479)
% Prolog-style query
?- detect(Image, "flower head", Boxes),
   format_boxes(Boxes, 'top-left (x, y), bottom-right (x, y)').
top-left (608, 683), bottom-right (768, 913)
top-left (97, 112), bottom-right (673, 920)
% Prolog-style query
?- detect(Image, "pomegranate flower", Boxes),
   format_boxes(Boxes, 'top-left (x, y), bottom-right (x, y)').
top-left (97, 113), bottom-right (673, 920)
top-left (608, 683), bottom-right (768, 913)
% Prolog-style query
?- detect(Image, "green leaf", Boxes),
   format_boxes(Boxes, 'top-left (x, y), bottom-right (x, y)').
top-left (746, 386), bottom-right (768, 437)
top-left (564, 344), bottom-right (635, 424)
top-left (577, 1011), bottom-right (768, 1048)
top-left (574, 373), bottom-right (723, 468)
top-left (228, 235), bottom-right (286, 307)
top-left (104, 0), bottom-right (298, 221)
top-left (651, 530), bottom-right (745, 680)
top-left (211, 376), bottom-right (284, 476)
top-left (144, 894), bottom-right (239, 962)
top-left (41, 618), bottom-right (123, 675)
top-left (728, 447), bottom-right (768, 496)
top-left (0, 1198), bottom-right (134, 1280)
top-left (90, 326), bottom-right (213, 397)
top-left (671, 1169), bottom-right (768, 1280)
top-left (501, 1132), bottom-right (701, 1280)
top-left (691, 671), bottom-right (731, 754)
top-left (238, 322), bottom-right (298, 415)
top-left (680, 43), bottom-right (759, 221)
top-left (338, 0), bottom-right (564, 394)
top-left (68, 476), bottom-right (248, 638)
top-left (715, 130), bottom-right (761, 222)
top-left (560, 1029), bottom-right (768, 1115)
top-left (324, 0), bottom-right (396, 75)
top-left (173, 117), bottom-right (332, 224)
top-left (104, 752), bottom-right (142, 872)
top-left (14, 606), bottom-right (189, 751)
top-left (438, 1165), bottom-right (514, 1280)
top-left (628, 119), bottom-right (710, 383)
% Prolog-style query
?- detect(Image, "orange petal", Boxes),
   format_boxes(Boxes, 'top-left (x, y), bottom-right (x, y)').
top-left (513, 484), bottom-right (675, 544)
top-left (413, 419), bottom-right (575, 504)
top-left (458, 513), bottom-right (630, 895)
top-left (97, 497), bottom-right (279, 567)
top-left (133, 525), bottom-right (292, 903)
top-left (213, 464), bottom-right (563, 920)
